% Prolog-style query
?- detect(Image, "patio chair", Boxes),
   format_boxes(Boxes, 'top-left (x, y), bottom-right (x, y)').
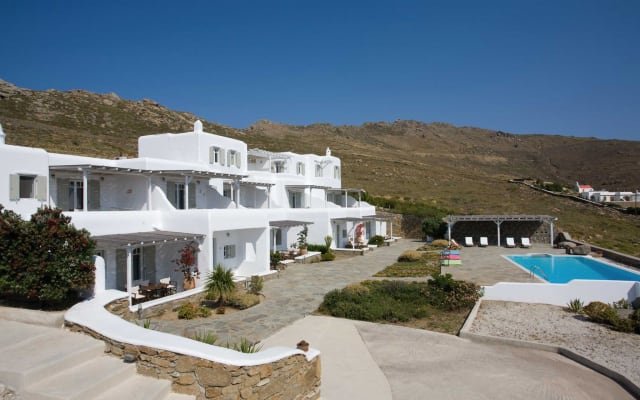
top-left (521, 237), bottom-right (531, 248)
top-left (159, 277), bottom-right (177, 295)
top-left (505, 237), bottom-right (516, 248)
top-left (479, 237), bottom-right (488, 247)
top-left (464, 237), bottom-right (474, 247)
top-left (131, 285), bottom-right (146, 304)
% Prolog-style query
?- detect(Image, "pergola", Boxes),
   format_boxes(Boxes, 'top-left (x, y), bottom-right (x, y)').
top-left (443, 215), bottom-right (557, 246)
top-left (268, 220), bottom-right (313, 251)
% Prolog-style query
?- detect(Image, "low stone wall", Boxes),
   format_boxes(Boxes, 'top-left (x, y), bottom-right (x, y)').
top-left (107, 292), bottom-right (211, 320)
top-left (66, 322), bottom-right (321, 400)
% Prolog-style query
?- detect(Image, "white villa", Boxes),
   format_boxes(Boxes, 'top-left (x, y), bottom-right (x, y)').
top-left (576, 182), bottom-right (639, 204)
top-left (0, 121), bottom-right (388, 307)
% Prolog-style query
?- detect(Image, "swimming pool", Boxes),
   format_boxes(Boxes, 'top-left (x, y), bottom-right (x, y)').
top-left (507, 254), bottom-right (640, 284)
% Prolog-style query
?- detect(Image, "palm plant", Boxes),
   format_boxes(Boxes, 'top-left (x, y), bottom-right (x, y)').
top-left (206, 264), bottom-right (236, 305)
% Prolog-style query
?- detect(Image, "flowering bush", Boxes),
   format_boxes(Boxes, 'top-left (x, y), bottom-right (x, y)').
top-left (174, 242), bottom-right (199, 280)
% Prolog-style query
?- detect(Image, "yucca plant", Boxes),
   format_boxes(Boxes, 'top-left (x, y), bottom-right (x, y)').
top-left (206, 264), bottom-right (236, 305)
top-left (566, 298), bottom-right (584, 313)
top-left (228, 337), bottom-right (262, 353)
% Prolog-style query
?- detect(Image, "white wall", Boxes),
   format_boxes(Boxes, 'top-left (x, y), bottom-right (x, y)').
top-left (0, 145), bottom-right (50, 218)
top-left (483, 280), bottom-right (640, 306)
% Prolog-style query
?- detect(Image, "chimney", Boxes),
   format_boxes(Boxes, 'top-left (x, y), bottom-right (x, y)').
top-left (0, 122), bottom-right (5, 145)
top-left (194, 120), bottom-right (203, 134)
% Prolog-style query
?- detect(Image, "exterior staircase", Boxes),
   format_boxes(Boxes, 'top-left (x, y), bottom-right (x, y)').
top-left (0, 320), bottom-right (194, 400)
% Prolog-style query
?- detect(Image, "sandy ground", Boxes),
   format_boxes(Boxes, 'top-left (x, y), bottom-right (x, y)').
top-left (470, 301), bottom-right (640, 387)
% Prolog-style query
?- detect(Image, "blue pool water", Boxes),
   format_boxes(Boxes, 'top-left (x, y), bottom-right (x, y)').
top-left (507, 254), bottom-right (640, 283)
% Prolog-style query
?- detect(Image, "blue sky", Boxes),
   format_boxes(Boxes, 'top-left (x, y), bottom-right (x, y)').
top-left (2, 1), bottom-right (638, 140)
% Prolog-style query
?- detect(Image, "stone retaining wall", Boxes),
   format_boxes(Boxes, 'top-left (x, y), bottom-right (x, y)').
top-left (65, 322), bottom-right (321, 400)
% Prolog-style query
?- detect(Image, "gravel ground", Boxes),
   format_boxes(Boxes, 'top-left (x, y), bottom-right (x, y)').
top-left (470, 301), bottom-right (640, 387)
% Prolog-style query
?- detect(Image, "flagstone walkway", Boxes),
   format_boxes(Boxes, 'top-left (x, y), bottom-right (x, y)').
top-left (152, 239), bottom-right (420, 344)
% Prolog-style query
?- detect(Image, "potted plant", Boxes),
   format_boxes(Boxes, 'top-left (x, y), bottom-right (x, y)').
top-left (297, 225), bottom-right (308, 255)
top-left (174, 242), bottom-right (199, 290)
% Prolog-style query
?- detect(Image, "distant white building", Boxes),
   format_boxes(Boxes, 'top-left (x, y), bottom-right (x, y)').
top-left (576, 181), bottom-right (639, 204)
top-left (0, 121), bottom-right (388, 309)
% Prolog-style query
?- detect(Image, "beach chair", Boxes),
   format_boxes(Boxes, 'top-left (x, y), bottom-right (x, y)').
top-left (521, 237), bottom-right (531, 248)
top-left (464, 237), bottom-right (474, 247)
top-left (506, 237), bottom-right (516, 248)
top-left (479, 237), bottom-right (488, 247)
top-left (131, 285), bottom-right (146, 304)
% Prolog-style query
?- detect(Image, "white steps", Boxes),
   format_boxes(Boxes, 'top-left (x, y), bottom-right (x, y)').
top-left (0, 320), bottom-right (194, 400)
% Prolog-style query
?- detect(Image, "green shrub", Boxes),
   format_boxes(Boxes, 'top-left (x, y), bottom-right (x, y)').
top-left (611, 298), bottom-right (630, 309)
top-left (612, 317), bottom-right (635, 333)
top-left (583, 301), bottom-right (618, 325)
top-left (307, 244), bottom-right (328, 254)
top-left (566, 298), bottom-right (584, 313)
top-left (228, 337), bottom-right (262, 353)
top-left (248, 275), bottom-right (263, 295)
top-left (397, 250), bottom-right (422, 262)
top-left (321, 252), bottom-right (336, 262)
top-left (198, 306), bottom-right (212, 318)
top-left (368, 235), bottom-right (385, 246)
top-left (631, 309), bottom-right (640, 334)
top-left (0, 206), bottom-right (96, 308)
top-left (324, 235), bottom-right (333, 251)
top-left (269, 251), bottom-right (282, 269)
top-left (178, 303), bottom-right (198, 319)
top-left (425, 273), bottom-right (482, 311)
top-left (227, 292), bottom-right (260, 309)
top-left (431, 239), bottom-right (449, 248)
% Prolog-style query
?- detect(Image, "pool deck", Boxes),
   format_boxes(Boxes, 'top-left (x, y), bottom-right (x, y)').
top-left (443, 244), bottom-right (566, 286)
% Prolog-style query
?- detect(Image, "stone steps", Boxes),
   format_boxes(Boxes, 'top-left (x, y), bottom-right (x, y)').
top-left (0, 320), bottom-right (195, 400)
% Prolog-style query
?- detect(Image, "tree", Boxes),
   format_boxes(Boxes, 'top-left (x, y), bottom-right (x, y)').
top-left (0, 206), bottom-right (95, 308)
top-left (205, 264), bottom-right (235, 305)
top-left (421, 215), bottom-right (447, 240)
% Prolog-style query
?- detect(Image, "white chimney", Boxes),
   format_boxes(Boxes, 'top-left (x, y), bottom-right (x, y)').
top-left (0, 122), bottom-right (5, 145)
top-left (194, 120), bottom-right (203, 134)
top-left (326, 147), bottom-right (331, 157)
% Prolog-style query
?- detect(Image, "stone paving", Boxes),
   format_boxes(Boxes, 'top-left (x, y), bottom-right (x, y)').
top-left (152, 239), bottom-right (420, 344)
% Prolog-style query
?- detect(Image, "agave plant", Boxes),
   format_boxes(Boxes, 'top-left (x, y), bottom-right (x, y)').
top-left (566, 298), bottom-right (584, 313)
top-left (206, 264), bottom-right (236, 305)
top-left (193, 331), bottom-right (219, 345)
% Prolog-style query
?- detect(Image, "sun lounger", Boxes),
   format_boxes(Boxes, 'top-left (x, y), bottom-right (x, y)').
top-left (521, 237), bottom-right (531, 248)
top-left (479, 237), bottom-right (488, 247)
top-left (464, 237), bottom-right (474, 247)
top-left (506, 237), bottom-right (516, 248)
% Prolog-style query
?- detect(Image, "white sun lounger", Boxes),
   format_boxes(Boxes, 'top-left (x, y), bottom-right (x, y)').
top-left (521, 237), bottom-right (531, 248)
top-left (506, 237), bottom-right (516, 248)
top-left (479, 237), bottom-right (488, 247)
top-left (464, 237), bottom-right (474, 247)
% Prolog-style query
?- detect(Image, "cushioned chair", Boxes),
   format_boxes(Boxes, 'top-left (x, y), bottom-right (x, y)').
top-left (131, 285), bottom-right (146, 304)
top-left (160, 277), bottom-right (177, 295)
top-left (506, 237), bottom-right (516, 248)
top-left (521, 237), bottom-right (531, 248)
top-left (479, 237), bottom-right (488, 247)
top-left (464, 237), bottom-right (474, 247)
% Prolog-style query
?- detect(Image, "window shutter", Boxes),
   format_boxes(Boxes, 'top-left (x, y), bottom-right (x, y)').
top-left (35, 176), bottom-right (48, 201)
top-left (166, 182), bottom-right (177, 208)
top-left (209, 147), bottom-right (216, 164)
top-left (188, 182), bottom-right (196, 209)
top-left (115, 249), bottom-right (127, 290)
top-left (235, 152), bottom-right (241, 168)
top-left (88, 180), bottom-right (101, 210)
top-left (9, 174), bottom-right (19, 201)
top-left (57, 178), bottom-right (70, 210)
top-left (219, 148), bottom-right (225, 166)
top-left (226, 150), bottom-right (232, 167)
top-left (143, 246), bottom-right (156, 282)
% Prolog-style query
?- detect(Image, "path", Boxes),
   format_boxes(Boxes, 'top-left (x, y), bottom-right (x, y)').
top-left (152, 239), bottom-right (419, 344)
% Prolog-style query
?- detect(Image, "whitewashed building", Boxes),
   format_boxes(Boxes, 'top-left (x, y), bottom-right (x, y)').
top-left (0, 121), bottom-right (387, 307)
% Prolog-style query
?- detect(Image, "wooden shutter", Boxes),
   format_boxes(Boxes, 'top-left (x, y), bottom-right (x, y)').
top-left (115, 249), bottom-right (127, 291)
top-left (143, 246), bottom-right (156, 283)
top-left (188, 182), bottom-right (196, 209)
top-left (9, 174), bottom-right (19, 200)
top-left (57, 178), bottom-right (70, 210)
top-left (88, 180), bottom-right (101, 210)
top-left (209, 147), bottom-right (216, 164)
top-left (35, 176), bottom-right (48, 201)
top-left (219, 148), bottom-right (225, 166)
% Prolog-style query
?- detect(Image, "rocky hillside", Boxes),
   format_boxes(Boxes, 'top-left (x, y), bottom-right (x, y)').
top-left (1, 79), bottom-right (639, 254)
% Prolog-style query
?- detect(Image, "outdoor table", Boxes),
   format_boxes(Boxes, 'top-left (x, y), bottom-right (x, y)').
top-left (140, 283), bottom-right (168, 299)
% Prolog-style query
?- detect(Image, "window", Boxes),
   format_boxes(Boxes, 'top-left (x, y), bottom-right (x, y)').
top-left (19, 176), bottom-right (35, 198)
top-left (223, 244), bottom-right (236, 259)
top-left (334, 166), bottom-right (340, 179)
top-left (289, 191), bottom-right (303, 208)
top-left (68, 180), bottom-right (83, 210)
top-left (209, 147), bottom-right (221, 164)
top-left (296, 162), bottom-right (305, 176)
top-left (315, 164), bottom-right (322, 177)
top-left (227, 150), bottom-right (241, 168)
top-left (275, 229), bottom-right (282, 246)
top-left (273, 161), bottom-right (285, 173)
top-left (132, 248), bottom-right (142, 281)
top-left (223, 184), bottom-right (232, 199)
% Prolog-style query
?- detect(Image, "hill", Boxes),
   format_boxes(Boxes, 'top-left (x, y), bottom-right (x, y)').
top-left (1, 79), bottom-right (639, 256)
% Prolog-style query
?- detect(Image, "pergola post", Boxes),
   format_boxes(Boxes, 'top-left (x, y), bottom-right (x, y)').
top-left (184, 176), bottom-right (191, 210)
top-left (495, 220), bottom-right (503, 247)
top-left (126, 246), bottom-right (133, 306)
top-left (82, 168), bottom-right (88, 212)
top-left (549, 221), bottom-right (554, 248)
